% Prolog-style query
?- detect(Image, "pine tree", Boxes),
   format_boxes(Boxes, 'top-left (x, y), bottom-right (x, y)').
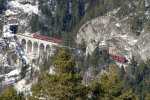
top-left (145, 93), bottom-right (150, 100)
top-left (118, 90), bottom-right (139, 100)
top-left (29, 48), bottom-right (88, 99)
top-left (53, 48), bottom-right (74, 74)
top-left (0, 88), bottom-right (24, 100)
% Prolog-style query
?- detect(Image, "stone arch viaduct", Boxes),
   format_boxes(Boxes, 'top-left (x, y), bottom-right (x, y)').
top-left (16, 34), bottom-right (59, 56)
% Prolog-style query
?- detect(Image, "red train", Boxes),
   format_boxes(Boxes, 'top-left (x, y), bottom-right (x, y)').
top-left (32, 34), bottom-right (63, 43)
top-left (108, 53), bottom-right (128, 63)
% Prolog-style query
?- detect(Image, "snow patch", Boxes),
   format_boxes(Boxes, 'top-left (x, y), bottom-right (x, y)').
top-left (8, 1), bottom-right (39, 14)
top-left (116, 62), bottom-right (128, 68)
top-left (49, 66), bottom-right (55, 74)
top-left (0, 69), bottom-right (20, 85)
top-left (116, 23), bottom-right (121, 27)
top-left (6, 69), bottom-right (20, 77)
top-left (119, 35), bottom-right (138, 46)
top-left (14, 78), bottom-right (37, 97)
top-left (5, 9), bottom-right (18, 16)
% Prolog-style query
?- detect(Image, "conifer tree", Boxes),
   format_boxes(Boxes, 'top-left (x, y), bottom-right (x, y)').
top-left (0, 88), bottom-right (24, 100)
top-left (29, 48), bottom-right (88, 99)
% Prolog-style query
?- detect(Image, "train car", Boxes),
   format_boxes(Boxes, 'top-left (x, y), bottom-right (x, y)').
top-left (108, 53), bottom-right (128, 63)
top-left (32, 34), bottom-right (63, 43)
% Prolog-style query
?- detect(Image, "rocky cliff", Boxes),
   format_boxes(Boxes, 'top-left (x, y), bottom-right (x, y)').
top-left (0, 0), bottom-right (40, 96)
top-left (76, 10), bottom-right (150, 62)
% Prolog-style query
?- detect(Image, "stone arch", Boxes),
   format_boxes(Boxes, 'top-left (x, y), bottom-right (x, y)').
top-left (39, 43), bottom-right (45, 54)
top-left (33, 42), bottom-right (38, 54)
top-left (21, 39), bottom-right (26, 51)
top-left (27, 40), bottom-right (32, 53)
top-left (46, 44), bottom-right (50, 53)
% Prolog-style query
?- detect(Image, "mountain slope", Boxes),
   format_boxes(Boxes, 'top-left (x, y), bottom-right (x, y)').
top-left (76, 0), bottom-right (150, 62)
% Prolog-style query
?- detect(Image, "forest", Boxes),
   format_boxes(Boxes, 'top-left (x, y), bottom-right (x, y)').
top-left (0, 48), bottom-right (150, 99)
top-left (1, 0), bottom-right (150, 99)
top-left (29, 0), bottom-right (124, 46)
top-left (27, 0), bottom-right (150, 47)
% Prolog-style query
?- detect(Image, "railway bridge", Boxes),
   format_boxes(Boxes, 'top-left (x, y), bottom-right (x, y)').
top-left (16, 34), bottom-right (59, 56)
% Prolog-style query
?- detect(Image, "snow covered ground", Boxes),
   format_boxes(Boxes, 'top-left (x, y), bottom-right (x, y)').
top-left (0, 0), bottom-right (44, 97)
top-left (14, 78), bottom-right (37, 97)
top-left (7, 1), bottom-right (39, 14)
top-left (5, 9), bottom-right (18, 16)
top-left (1, 69), bottom-right (20, 85)
top-left (0, 24), bottom-right (31, 95)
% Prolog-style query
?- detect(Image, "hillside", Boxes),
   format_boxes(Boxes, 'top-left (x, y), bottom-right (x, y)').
top-left (0, 0), bottom-right (150, 99)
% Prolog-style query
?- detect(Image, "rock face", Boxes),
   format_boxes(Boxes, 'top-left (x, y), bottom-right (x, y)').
top-left (76, 13), bottom-right (150, 62)
top-left (3, 0), bottom-right (39, 33)
top-left (0, 25), bottom-right (32, 95)
top-left (0, 0), bottom-right (40, 96)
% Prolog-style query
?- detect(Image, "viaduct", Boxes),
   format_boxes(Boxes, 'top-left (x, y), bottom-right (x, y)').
top-left (16, 34), bottom-right (59, 56)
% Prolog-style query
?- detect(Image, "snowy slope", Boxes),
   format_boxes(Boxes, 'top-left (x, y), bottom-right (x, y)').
top-left (0, 0), bottom-right (41, 96)
top-left (0, 25), bottom-right (32, 94)
top-left (7, 1), bottom-right (39, 14)
top-left (76, 11), bottom-right (150, 62)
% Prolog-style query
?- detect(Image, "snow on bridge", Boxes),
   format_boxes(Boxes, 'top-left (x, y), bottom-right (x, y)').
top-left (16, 34), bottom-right (60, 56)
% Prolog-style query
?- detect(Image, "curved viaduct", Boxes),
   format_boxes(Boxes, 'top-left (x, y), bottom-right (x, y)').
top-left (16, 34), bottom-right (59, 56)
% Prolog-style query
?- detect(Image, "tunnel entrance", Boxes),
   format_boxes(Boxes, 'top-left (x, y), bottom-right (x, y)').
top-left (9, 25), bottom-right (18, 34)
